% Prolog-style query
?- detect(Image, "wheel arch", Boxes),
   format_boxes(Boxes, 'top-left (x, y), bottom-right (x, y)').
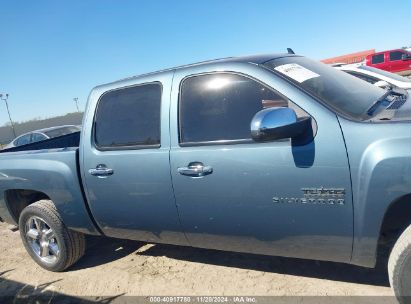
top-left (5, 189), bottom-right (51, 223)
top-left (377, 193), bottom-right (411, 259)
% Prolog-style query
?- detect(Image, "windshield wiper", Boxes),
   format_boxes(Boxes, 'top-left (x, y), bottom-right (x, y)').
top-left (366, 88), bottom-right (408, 116)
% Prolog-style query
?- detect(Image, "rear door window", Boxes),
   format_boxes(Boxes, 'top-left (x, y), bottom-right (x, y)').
top-left (94, 83), bottom-right (162, 149)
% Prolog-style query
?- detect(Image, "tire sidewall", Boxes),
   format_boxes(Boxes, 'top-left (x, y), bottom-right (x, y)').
top-left (392, 246), bottom-right (411, 298)
top-left (19, 203), bottom-right (69, 272)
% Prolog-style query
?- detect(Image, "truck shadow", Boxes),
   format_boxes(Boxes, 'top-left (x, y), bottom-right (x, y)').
top-left (73, 236), bottom-right (390, 287)
top-left (70, 235), bottom-right (145, 271)
top-left (138, 243), bottom-right (390, 287)
top-left (0, 270), bottom-right (124, 303)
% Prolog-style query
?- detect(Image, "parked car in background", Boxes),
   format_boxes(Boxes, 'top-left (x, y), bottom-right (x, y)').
top-left (3, 125), bottom-right (81, 149)
top-left (333, 63), bottom-right (411, 90)
top-left (365, 49), bottom-right (411, 76)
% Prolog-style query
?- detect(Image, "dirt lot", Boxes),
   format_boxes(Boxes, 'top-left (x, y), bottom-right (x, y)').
top-left (0, 222), bottom-right (395, 302)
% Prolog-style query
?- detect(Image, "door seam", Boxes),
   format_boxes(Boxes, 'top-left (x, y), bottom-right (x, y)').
top-left (168, 69), bottom-right (192, 246)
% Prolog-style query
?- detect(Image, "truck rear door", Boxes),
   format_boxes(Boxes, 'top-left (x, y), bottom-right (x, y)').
top-left (80, 72), bottom-right (187, 246)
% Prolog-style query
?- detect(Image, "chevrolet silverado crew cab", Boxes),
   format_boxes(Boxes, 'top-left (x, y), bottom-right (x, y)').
top-left (1, 54), bottom-right (411, 302)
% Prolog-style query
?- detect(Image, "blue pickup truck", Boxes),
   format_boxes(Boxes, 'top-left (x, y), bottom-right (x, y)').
top-left (1, 54), bottom-right (411, 301)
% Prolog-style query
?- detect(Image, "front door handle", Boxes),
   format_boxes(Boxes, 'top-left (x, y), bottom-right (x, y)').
top-left (178, 162), bottom-right (213, 177)
top-left (89, 164), bottom-right (114, 178)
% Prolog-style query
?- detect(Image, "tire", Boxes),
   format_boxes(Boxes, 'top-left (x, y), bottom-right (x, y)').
top-left (18, 199), bottom-right (86, 272)
top-left (389, 224), bottom-right (411, 303)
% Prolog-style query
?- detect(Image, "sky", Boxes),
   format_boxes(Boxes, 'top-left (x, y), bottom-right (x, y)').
top-left (0, 0), bottom-right (410, 126)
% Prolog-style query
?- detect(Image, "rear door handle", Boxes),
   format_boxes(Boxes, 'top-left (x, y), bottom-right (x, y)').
top-left (178, 162), bottom-right (213, 177)
top-left (89, 164), bottom-right (114, 178)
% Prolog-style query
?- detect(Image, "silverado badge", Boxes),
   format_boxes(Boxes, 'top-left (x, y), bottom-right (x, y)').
top-left (273, 187), bottom-right (345, 205)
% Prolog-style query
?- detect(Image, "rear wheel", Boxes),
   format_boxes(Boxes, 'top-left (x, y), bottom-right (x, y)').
top-left (19, 200), bottom-right (86, 272)
top-left (389, 224), bottom-right (411, 303)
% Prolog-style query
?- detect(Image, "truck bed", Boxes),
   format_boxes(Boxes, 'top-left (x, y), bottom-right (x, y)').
top-left (0, 132), bottom-right (80, 153)
top-left (0, 135), bottom-right (99, 235)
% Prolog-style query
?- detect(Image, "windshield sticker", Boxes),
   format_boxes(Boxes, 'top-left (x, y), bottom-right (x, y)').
top-left (274, 63), bottom-right (320, 83)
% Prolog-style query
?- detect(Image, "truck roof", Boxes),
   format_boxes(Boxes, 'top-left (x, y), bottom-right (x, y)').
top-left (164, 53), bottom-right (298, 70)
top-left (96, 53), bottom-right (298, 89)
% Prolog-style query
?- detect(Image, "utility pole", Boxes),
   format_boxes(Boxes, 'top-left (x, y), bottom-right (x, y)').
top-left (0, 93), bottom-right (17, 138)
top-left (73, 97), bottom-right (80, 112)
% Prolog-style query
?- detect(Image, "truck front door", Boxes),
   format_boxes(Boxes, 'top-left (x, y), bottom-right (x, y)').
top-left (81, 72), bottom-right (187, 246)
top-left (169, 67), bottom-right (353, 263)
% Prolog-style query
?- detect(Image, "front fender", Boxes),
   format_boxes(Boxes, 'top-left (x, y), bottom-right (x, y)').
top-left (339, 118), bottom-right (411, 267)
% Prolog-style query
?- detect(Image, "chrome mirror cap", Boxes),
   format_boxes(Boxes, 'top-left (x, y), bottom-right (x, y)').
top-left (251, 107), bottom-right (297, 141)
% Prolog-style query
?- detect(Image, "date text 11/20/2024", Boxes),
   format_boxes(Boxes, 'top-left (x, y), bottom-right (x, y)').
top-left (149, 296), bottom-right (257, 303)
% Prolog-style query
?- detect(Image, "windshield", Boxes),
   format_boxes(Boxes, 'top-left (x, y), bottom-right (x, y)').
top-left (263, 56), bottom-right (386, 120)
top-left (359, 65), bottom-right (411, 83)
top-left (44, 126), bottom-right (80, 138)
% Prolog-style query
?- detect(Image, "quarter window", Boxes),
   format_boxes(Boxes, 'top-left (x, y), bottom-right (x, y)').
top-left (390, 51), bottom-right (403, 61)
top-left (94, 83), bottom-right (162, 149)
top-left (371, 54), bottom-right (384, 64)
top-left (179, 73), bottom-right (305, 144)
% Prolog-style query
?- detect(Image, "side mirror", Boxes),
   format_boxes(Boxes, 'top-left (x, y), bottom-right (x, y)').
top-left (250, 107), bottom-right (312, 142)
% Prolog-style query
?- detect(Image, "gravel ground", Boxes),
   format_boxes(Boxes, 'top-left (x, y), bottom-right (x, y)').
top-left (0, 222), bottom-right (394, 302)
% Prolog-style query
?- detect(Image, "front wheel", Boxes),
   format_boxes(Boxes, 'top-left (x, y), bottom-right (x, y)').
top-left (19, 200), bottom-right (86, 272)
top-left (389, 224), bottom-right (411, 303)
